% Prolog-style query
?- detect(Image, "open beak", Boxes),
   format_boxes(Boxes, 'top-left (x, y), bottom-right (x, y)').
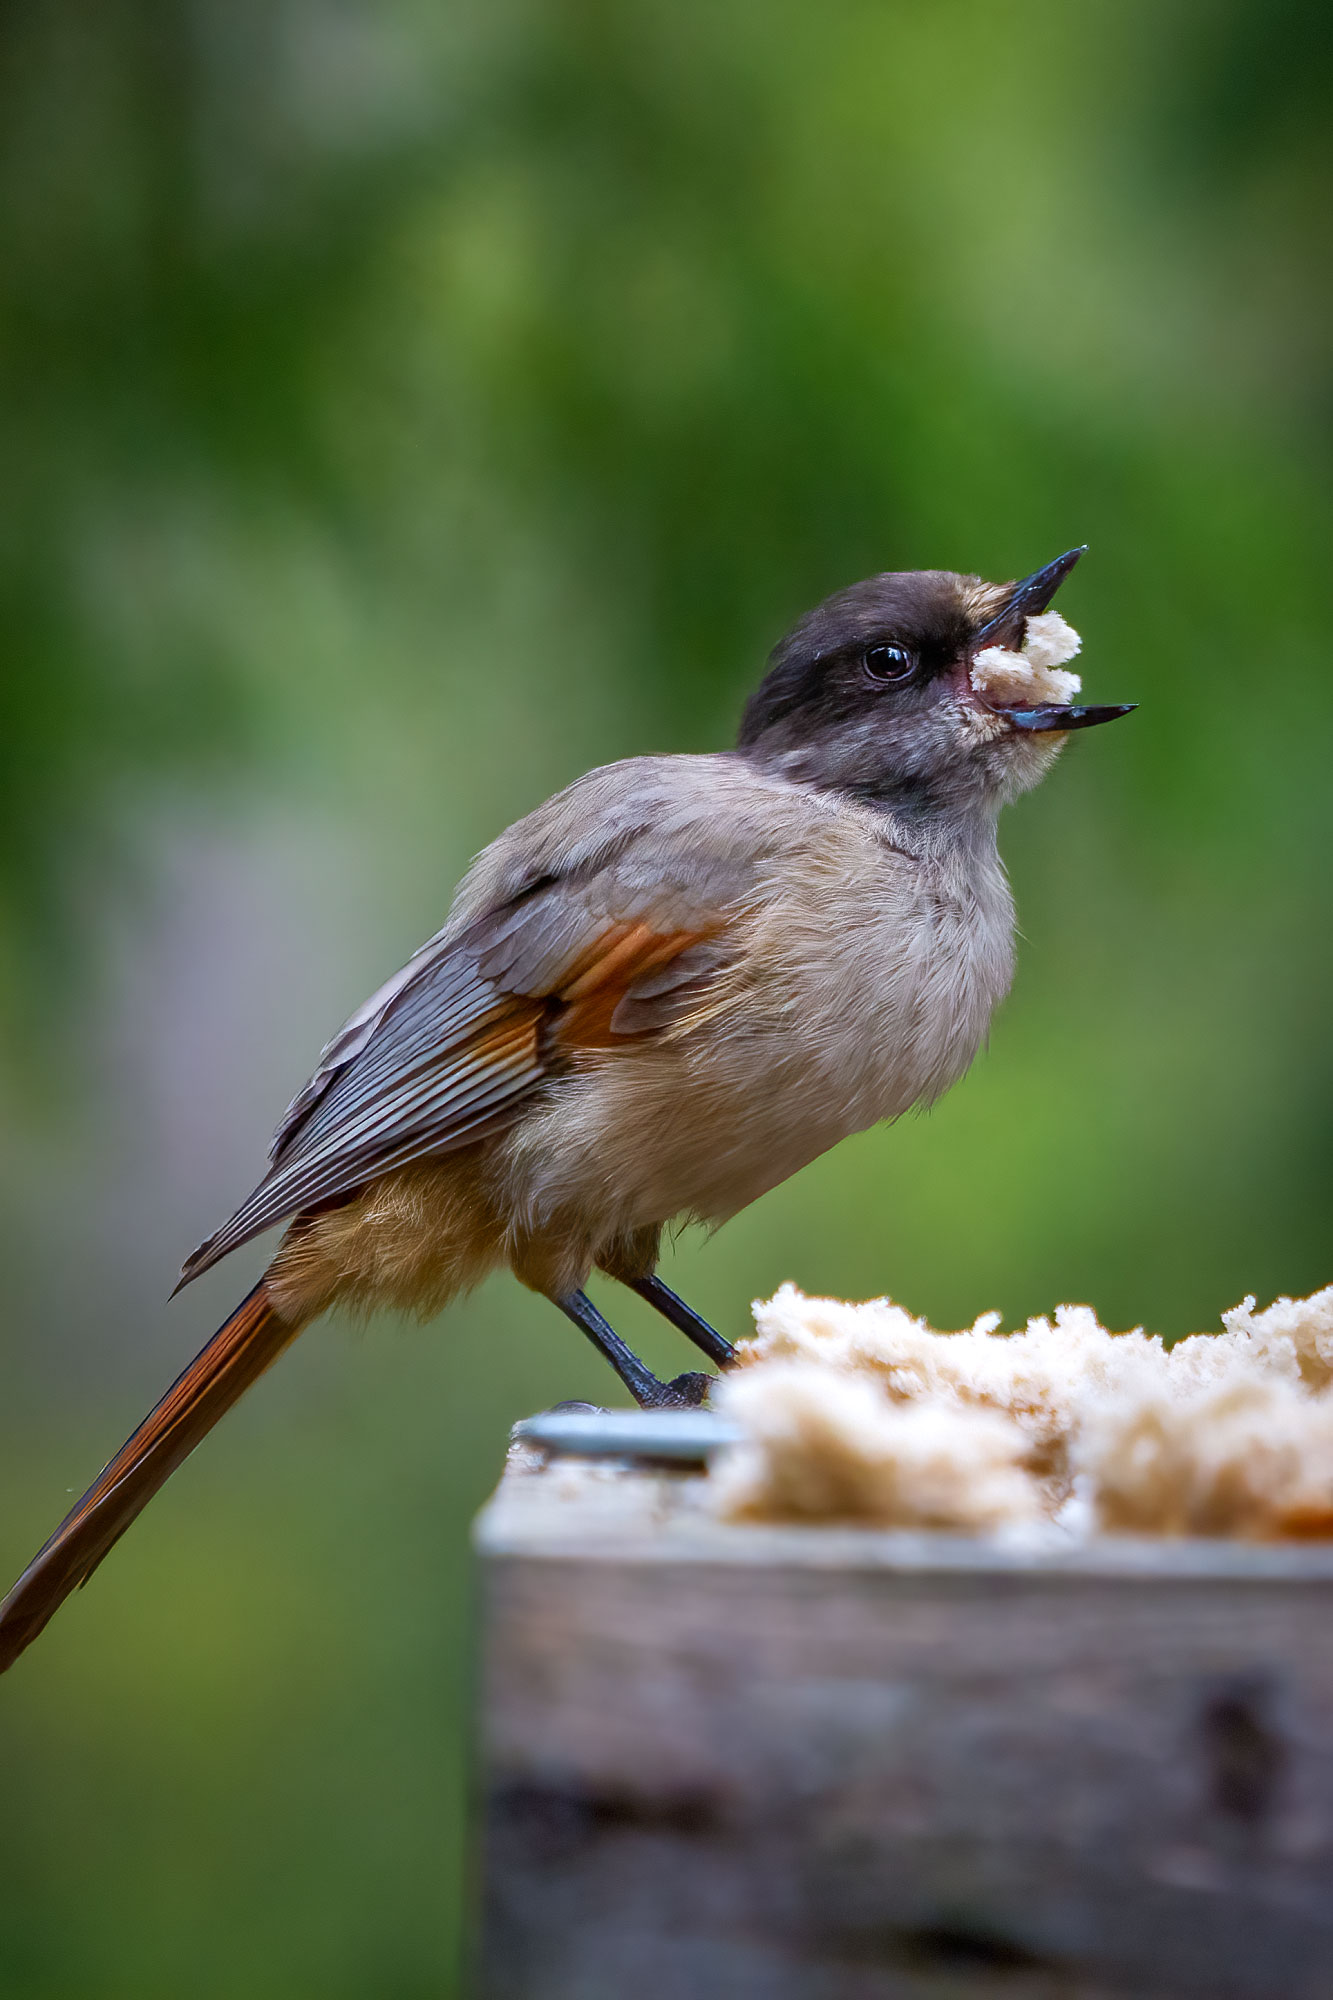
top-left (974, 546), bottom-right (1087, 647)
top-left (975, 545), bottom-right (1137, 733)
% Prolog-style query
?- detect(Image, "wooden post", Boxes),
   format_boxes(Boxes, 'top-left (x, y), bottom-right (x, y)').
top-left (473, 1444), bottom-right (1333, 1998)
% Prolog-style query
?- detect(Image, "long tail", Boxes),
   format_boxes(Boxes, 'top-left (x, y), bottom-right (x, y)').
top-left (0, 1283), bottom-right (302, 1675)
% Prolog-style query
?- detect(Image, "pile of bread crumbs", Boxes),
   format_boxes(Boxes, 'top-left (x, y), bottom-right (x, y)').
top-left (708, 1284), bottom-right (1333, 1540)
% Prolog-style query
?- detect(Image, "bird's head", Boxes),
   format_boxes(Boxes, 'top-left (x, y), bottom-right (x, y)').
top-left (736, 550), bottom-right (1134, 818)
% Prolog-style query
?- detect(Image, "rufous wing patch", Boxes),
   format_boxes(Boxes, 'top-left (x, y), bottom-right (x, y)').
top-left (553, 922), bottom-right (723, 1049)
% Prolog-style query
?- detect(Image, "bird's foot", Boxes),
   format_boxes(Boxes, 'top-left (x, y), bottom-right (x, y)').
top-left (623, 1369), bottom-right (716, 1410)
top-left (656, 1370), bottom-right (715, 1409)
top-left (554, 1291), bottom-right (721, 1411)
top-left (541, 1376), bottom-right (713, 1419)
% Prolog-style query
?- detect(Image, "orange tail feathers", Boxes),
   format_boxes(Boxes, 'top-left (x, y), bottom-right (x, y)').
top-left (0, 1282), bottom-right (303, 1675)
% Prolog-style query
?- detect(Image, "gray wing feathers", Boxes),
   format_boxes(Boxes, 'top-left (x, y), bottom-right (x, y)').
top-left (279, 953), bottom-right (497, 1160)
top-left (179, 938), bottom-right (543, 1285)
top-left (268, 924), bottom-right (456, 1161)
top-left (474, 896), bottom-right (591, 996)
top-left (180, 754), bottom-right (785, 1289)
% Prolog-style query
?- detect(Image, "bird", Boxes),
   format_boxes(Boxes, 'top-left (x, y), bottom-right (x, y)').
top-left (0, 547), bottom-right (1132, 1673)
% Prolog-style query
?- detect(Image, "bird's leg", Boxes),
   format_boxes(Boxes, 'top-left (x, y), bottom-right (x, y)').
top-left (626, 1274), bottom-right (737, 1369)
top-left (554, 1291), bottom-right (713, 1409)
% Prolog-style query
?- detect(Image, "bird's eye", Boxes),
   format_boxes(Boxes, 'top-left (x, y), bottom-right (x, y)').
top-left (862, 643), bottom-right (916, 684)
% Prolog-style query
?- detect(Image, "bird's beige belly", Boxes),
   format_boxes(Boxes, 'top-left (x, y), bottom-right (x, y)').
top-left (494, 881), bottom-right (1011, 1266)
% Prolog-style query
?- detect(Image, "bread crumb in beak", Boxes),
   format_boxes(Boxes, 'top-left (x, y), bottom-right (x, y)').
top-left (971, 610), bottom-right (1083, 707)
top-left (708, 1282), bottom-right (1333, 1538)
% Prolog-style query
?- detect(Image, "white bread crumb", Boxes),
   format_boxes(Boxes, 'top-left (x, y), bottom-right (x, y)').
top-left (1022, 610), bottom-right (1084, 672)
top-left (711, 1361), bottom-right (1040, 1529)
top-left (1078, 1377), bottom-right (1333, 1538)
top-left (709, 1283), bottom-right (1333, 1540)
top-left (970, 609), bottom-right (1083, 707)
top-left (1219, 1289), bottom-right (1333, 1392)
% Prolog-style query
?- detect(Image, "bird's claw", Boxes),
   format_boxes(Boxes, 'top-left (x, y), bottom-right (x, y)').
top-left (656, 1370), bottom-right (715, 1409)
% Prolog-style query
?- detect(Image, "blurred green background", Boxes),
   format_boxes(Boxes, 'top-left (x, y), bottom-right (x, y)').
top-left (1, 0), bottom-right (1330, 1991)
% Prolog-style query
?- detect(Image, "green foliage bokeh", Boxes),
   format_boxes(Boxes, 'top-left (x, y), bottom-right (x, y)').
top-left (1, 2), bottom-right (1330, 1993)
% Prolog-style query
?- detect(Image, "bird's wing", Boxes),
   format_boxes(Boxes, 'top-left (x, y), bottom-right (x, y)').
top-left (176, 868), bottom-right (739, 1288)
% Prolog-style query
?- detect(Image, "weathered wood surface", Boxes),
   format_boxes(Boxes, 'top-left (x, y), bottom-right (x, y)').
top-left (473, 1454), bottom-right (1333, 2000)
